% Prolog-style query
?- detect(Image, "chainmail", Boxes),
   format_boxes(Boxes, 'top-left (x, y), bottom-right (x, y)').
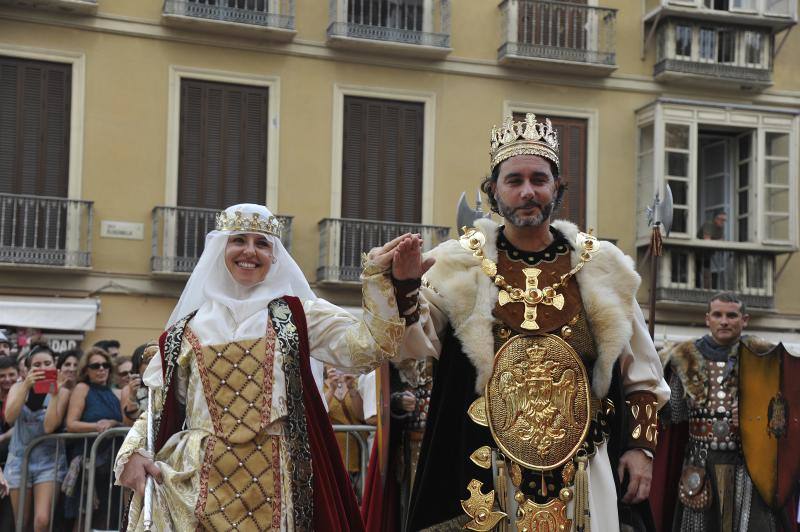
top-left (668, 372), bottom-right (690, 423)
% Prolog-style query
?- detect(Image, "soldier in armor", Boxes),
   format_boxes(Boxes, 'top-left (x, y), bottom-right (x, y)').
top-left (388, 114), bottom-right (670, 531)
top-left (660, 291), bottom-right (794, 531)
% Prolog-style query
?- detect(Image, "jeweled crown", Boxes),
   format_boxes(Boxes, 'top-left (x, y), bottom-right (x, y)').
top-left (215, 210), bottom-right (282, 237)
top-left (489, 113), bottom-right (560, 172)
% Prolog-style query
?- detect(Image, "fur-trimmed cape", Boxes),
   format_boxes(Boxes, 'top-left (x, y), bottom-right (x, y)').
top-left (422, 217), bottom-right (642, 398)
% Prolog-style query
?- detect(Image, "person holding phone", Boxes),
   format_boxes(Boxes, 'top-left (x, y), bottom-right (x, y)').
top-left (2, 344), bottom-right (66, 532)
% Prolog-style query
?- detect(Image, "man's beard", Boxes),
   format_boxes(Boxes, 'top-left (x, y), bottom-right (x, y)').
top-left (496, 196), bottom-right (554, 227)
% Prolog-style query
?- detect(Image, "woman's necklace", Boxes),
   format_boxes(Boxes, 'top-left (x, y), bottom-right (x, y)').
top-left (458, 226), bottom-right (599, 330)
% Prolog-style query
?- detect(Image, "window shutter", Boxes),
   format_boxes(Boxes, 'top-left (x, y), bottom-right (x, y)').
top-left (0, 56), bottom-right (70, 197)
top-left (512, 113), bottom-right (587, 229)
top-left (341, 96), bottom-right (423, 223)
top-left (177, 79), bottom-right (268, 210)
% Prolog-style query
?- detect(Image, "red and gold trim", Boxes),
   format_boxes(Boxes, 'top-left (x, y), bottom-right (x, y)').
top-left (625, 390), bottom-right (659, 453)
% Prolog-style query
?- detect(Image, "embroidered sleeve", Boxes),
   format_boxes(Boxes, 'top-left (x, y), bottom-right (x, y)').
top-left (304, 265), bottom-right (405, 373)
top-left (392, 277), bottom-right (422, 325)
top-left (624, 390), bottom-right (659, 453)
top-left (397, 277), bottom-right (449, 362)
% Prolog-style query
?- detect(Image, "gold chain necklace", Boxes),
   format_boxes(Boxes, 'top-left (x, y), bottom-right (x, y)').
top-left (459, 226), bottom-right (599, 330)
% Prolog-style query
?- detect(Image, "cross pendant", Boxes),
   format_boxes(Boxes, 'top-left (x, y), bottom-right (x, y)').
top-left (497, 267), bottom-right (565, 330)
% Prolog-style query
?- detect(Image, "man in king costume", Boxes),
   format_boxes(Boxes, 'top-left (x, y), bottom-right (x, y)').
top-left (114, 203), bottom-right (427, 531)
top-left (392, 114), bottom-right (670, 531)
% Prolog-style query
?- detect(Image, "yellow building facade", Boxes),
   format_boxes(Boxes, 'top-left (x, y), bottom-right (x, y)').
top-left (0, 0), bottom-right (798, 355)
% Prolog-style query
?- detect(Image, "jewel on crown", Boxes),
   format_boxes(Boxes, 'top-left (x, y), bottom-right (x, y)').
top-left (215, 210), bottom-right (282, 236)
top-left (489, 113), bottom-right (560, 169)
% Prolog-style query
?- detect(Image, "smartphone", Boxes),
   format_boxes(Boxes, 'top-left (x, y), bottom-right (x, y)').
top-left (33, 368), bottom-right (58, 394)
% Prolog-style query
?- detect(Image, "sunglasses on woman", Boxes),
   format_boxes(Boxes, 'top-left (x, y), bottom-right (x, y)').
top-left (87, 362), bottom-right (111, 370)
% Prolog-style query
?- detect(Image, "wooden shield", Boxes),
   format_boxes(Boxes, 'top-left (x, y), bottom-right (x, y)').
top-left (739, 342), bottom-right (800, 508)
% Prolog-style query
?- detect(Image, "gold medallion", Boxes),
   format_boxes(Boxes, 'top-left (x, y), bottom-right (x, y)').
top-left (516, 498), bottom-right (572, 532)
top-left (484, 334), bottom-right (591, 471)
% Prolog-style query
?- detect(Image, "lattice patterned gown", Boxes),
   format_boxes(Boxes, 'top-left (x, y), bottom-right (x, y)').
top-left (114, 271), bottom-right (403, 531)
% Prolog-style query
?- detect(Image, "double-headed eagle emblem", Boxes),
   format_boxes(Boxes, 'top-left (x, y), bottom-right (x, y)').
top-left (497, 345), bottom-right (579, 457)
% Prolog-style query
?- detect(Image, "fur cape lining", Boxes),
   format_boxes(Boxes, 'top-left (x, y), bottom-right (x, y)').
top-left (423, 218), bottom-right (641, 397)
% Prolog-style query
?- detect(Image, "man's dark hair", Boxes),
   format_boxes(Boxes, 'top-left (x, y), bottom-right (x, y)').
top-left (94, 339), bottom-right (120, 351)
top-left (57, 349), bottom-right (82, 369)
top-left (0, 356), bottom-right (16, 371)
top-left (708, 291), bottom-right (747, 316)
top-left (479, 158), bottom-right (566, 215)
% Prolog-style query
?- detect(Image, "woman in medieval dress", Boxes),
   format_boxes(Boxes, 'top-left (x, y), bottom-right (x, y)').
top-left (114, 203), bottom-right (426, 531)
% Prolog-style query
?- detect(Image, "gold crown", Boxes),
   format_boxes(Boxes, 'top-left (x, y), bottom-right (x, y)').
top-left (490, 113), bottom-right (560, 172)
top-left (215, 210), bottom-right (282, 237)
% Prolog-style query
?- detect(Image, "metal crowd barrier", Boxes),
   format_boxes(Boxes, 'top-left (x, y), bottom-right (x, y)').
top-left (13, 424), bottom-right (376, 531)
top-left (15, 428), bottom-right (130, 532)
top-left (332, 423), bottom-right (376, 497)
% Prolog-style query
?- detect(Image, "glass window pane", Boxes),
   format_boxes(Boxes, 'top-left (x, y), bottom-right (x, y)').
top-left (765, 0), bottom-right (791, 16)
top-left (666, 152), bottom-right (689, 177)
top-left (766, 214), bottom-right (789, 241)
top-left (738, 162), bottom-right (749, 187)
top-left (767, 187), bottom-right (789, 212)
top-left (738, 218), bottom-right (748, 242)
top-left (666, 124), bottom-right (690, 149)
top-left (671, 251), bottom-right (688, 284)
top-left (745, 255), bottom-right (765, 288)
top-left (699, 28), bottom-right (716, 60)
top-left (673, 208), bottom-right (687, 233)
top-left (718, 30), bottom-right (735, 63)
top-left (738, 134), bottom-right (751, 159)
top-left (745, 32), bottom-right (763, 64)
top-left (676, 25), bottom-right (692, 57)
top-left (669, 179), bottom-right (688, 204)
top-left (766, 160), bottom-right (788, 185)
top-left (738, 190), bottom-right (749, 214)
top-left (766, 132), bottom-right (789, 157)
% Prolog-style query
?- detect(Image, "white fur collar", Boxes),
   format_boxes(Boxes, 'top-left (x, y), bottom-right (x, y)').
top-left (423, 218), bottom-right (641, 397)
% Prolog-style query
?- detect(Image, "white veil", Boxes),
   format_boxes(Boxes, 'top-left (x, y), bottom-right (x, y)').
top-left (166, 203), bottom-right (316, 328)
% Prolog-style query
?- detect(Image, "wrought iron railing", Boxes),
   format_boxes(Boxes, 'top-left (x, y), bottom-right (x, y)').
top-left (654, 58), bottom-right (772, 83)
top-left (0, 193), bottom-right (93, 268)
top-left (498, 0), bottom-right (617, 66)
top-left (643, 244), bottom-right (774, 309)
top-left (327, 0), bottom-right (451, 48)
top-left (163, 0), bottom-right (295, 30)
top-left (151, 206), bottom-right (293, 274)
top-left (317, 218), bottom-right (450, 283)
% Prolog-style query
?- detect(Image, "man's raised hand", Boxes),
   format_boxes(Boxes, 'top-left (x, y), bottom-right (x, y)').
top-left (391, 234), bottom-right (435, 280)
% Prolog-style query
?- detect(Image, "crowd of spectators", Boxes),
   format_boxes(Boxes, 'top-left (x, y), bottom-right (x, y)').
top-left (0, 333), bottom-right (155, 530)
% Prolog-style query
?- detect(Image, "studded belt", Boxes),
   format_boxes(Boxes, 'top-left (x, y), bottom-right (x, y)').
top-left (688, 417), bottom-right (740, 451)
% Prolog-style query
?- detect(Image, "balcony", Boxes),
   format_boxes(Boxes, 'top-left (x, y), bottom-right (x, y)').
top-left (317, 218), bottom-right (450, 284)
top-left (643, 0), bottom-right (796, 32)
top-left (498, 0), bottom-right (617, 74)
top-left (151, 206), bottom-right (293, 275)
top-left (639, 242), bottom-right (775, 309)
top-left (0, 0), bottom-right (97, 15)
top-left (327, 0), bottom-right (452, 58)
top-left (654, 58), bottom-right (771, 86)
top-left (162, 0), bottom-right (296, 40)
top-left (0, 194), bottom-right (93, 269)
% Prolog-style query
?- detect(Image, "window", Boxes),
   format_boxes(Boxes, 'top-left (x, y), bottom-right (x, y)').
top-left (675, 25), bottom-right (692, 58)
top-left (0, 56), bottom-right (71, 198)
top-left (764, 132), bottom-right (790, 241)
top-left (717, 30), bottom-right (736, 63)
top-left (341, 96), bottom-right (423, 222)
top-left (0, 56), bottom-right (72, 258)
top-left (743, 31), bottom-right (763, 65)
top-left (699, 28), bottom-right (716, 61)
top-left (177, 79), bottom-right (268, 262)
top-left (665, 124), bottom-right (691, 234)
top-left (636, 103), bottom-right (797, 248)
top-left (347, 0), bottom-right (423, 30)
